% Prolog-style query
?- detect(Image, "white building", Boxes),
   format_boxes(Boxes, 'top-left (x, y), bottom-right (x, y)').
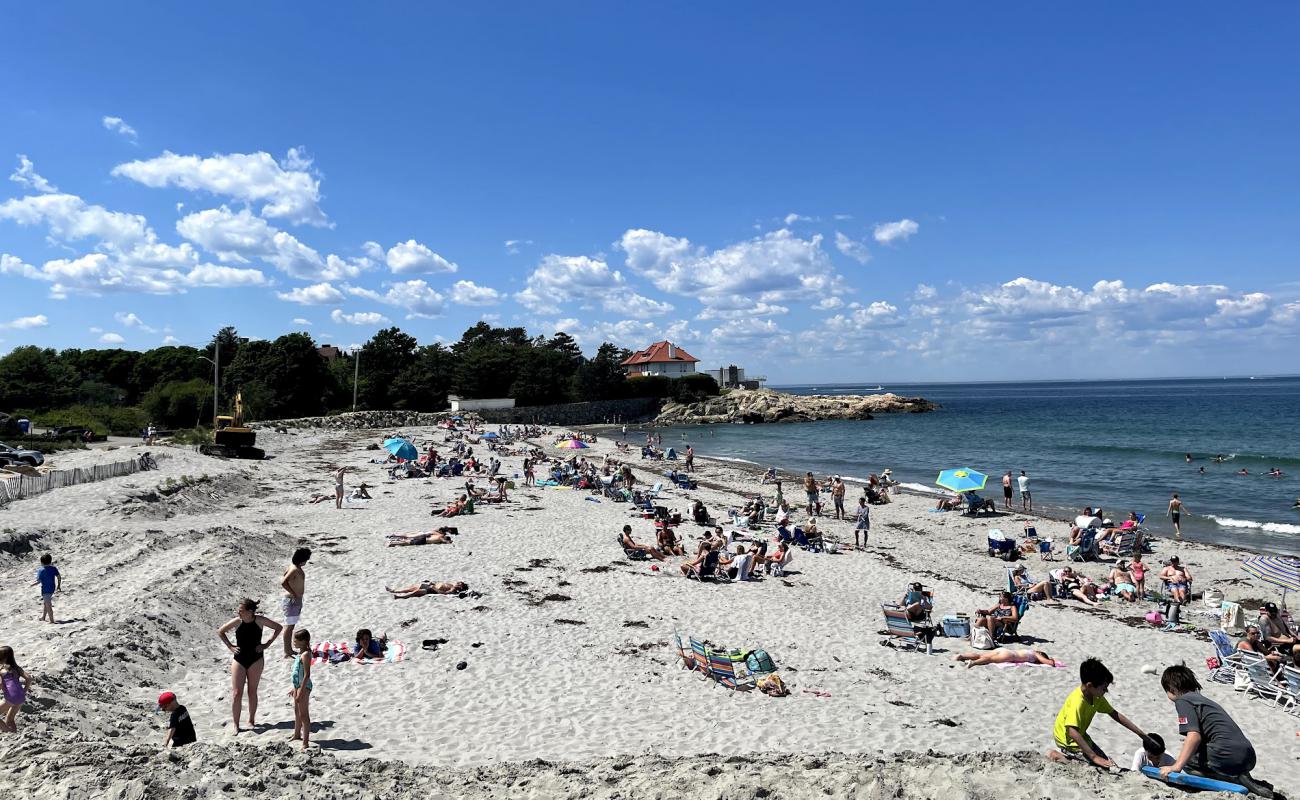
top-left (448, 396), bottom-right (516, 412)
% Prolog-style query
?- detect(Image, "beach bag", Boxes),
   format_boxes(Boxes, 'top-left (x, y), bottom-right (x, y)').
top-left (1233, 669), bottom-right (1251, 692)
top-left (745, 649), bottom-right (777, 675)
top-left (1145, 610), bottom-right (1164, 625)
top-left (1203, 588), bottom-right (1224, 609)
top-left (970, 627), bottom-right (995, 650)
top-left (756, 673), bottom-right (788, 696)
top-left (1220, 601), bottom-right (1245, 632)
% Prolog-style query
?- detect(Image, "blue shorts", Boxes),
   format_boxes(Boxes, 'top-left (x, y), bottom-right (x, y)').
top-left (41, 592), bottom-right (54, 602)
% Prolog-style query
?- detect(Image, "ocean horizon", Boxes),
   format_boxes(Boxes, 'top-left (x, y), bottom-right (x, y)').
top-left (640, 376), bottom-right (1300, 556)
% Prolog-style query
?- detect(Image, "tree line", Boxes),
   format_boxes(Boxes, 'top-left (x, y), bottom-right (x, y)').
top-left (0, 323), bottom-right (718, 433)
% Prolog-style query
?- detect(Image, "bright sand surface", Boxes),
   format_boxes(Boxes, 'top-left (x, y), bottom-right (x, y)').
top-left (2, 425), bottom-right (1297, 798)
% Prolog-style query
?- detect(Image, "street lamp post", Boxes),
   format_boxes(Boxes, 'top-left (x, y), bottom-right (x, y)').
top-left (197, 339), bottom-right (219, 427)
top-left (352, 348), bottom-right (360, 411)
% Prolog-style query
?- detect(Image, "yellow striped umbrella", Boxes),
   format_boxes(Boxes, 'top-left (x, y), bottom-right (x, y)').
top-left (1241, 555), bottom-right (1300, 593)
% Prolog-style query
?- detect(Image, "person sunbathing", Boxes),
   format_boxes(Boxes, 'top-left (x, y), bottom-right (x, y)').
top-left (1013, 567), bottom-right (1058, 602)
top-left (975, 591), bottom-right (1020, 640)
top-left (1158, 557), bottom-right (1193, 605)
top-left (656, 526), bottom-right (685, 557)
top-left (1052, 567), bottom-right (1101, 606)
top-left (763, 541), bottom-right (791, 572)
top-left (352, 629), bottom-right (388, 660)
top-left (1108, 562), bottom-right (1138, 601)
top-left (621, 525), bottom-right (665, 561)
top-left (386, 528), bottom-right (454, 547)
top-left (437, 495), bottom-right (469, 518)
top-left (1236, 625), bottom-right (1284, 672)
top-left (385, 581), bottom-right (469, 599)
top-left (935, 494), bottom-right (963, 511)
top-left (955, 648), bottom-right (1056, 668)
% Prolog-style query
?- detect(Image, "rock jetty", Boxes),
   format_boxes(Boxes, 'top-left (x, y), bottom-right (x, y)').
top-left (251, 410), bottom-right (479, 431)
top-left (655, 389), bottom-right (936, 425)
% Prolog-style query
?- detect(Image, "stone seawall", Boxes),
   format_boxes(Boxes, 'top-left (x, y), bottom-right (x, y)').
top-left (253, 397), bottom-right (661, 431)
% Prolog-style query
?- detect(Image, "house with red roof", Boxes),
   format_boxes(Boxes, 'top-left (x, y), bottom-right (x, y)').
top-left (620, 341), bottom-right (699, 377)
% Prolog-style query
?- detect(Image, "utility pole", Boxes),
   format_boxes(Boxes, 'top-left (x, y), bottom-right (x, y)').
top-left (198, 339), bottom-right (220, 428)
top-left (352, 348), bottom-right (360, 411)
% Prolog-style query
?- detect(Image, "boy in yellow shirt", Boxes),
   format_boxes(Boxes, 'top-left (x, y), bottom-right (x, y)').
top-left (1047, 657), bottom-right (1147, 768)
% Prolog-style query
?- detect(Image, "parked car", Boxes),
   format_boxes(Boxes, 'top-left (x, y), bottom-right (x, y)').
top-left (0, 442), bottom-right (45, 467)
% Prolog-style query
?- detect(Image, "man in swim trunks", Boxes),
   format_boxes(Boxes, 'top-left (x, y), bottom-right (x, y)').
top-left (1158, 556), bottom-right (1192, 605)
top-left (803, 472), bottom-right (819, 516)
top-left (280, 548), bottom-right (310, 659)
top-left (387, 528), bottom-right (454, 547)
top-left (1002, 471), bottom-right (1014, 510)
top-left (1259, 602), bottom-right (1300, 663)
top-left (1167, 493), bottom-right (1186, 538)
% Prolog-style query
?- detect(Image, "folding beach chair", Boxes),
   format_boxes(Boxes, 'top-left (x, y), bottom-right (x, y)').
top-left (672, 633), bottom-right (695, 671)
top-left (1237, 651), bottom-right (1285, 705)
top-left (1280, 666), bottom-right (1300, 715)
top-left (619, 535), bottom-right (649, 561)
top-left (685, 550), bottom-right (731, 582)
top-left (688, 637), bottom-right (711, 674)
top-left (1066, 529), bottom-right (1098, 562)
top-left (707, 649), bottom-right (754, 690)
top-left (1206, 630), bottom-right (1244, 685)
top-left (1099, 531), bottom-right (1137, 559)
top-left (880, 605), bottom-right (933, 653)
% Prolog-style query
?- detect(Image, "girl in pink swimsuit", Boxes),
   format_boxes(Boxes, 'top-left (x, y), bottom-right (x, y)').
top-left (1130, 556), bottom-right (1147, 597)
top-left (0, 646), bottom-right (31, 732)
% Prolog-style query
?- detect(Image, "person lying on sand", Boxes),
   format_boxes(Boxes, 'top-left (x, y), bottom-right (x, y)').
top-left (955, 648), bottom-right (1057, 668)
top-left (621, 525), bottom-right (665, 560)
top-left (307, 493), bottom-right (331, 504)
top-left (385, 581), bottom-right (469, 599)
top-left (934, 494), bottom-right (963, 511)
top-left (351, 629), bottom-right (388, 660)
top-left (437, 495), bottom-right (470, 518)
top-left (386, 528), bottom-right (455, 547)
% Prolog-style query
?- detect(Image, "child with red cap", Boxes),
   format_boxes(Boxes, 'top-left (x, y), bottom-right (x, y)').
top-left (158, 691), bottom-right (196, 748)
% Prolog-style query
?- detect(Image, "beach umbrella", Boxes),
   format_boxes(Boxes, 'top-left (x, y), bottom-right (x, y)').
top-left (1240, 555), bottom-right (1300, 595)
top-left (383, 438), bottom-right (419, 461)
top-left (936, 467), bottom-right (988, 493)
top-left (556, 439), bottom-right (589, 449)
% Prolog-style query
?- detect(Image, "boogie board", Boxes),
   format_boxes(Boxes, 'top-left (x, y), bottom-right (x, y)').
top-left (1140, 766), bottom-right (1247, 794)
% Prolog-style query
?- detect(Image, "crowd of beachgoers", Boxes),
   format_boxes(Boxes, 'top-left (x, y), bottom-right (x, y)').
top-left (1, 418), bottom-right (1296, 799)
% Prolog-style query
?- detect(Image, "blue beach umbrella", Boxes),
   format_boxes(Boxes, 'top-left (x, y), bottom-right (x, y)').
top-left (383, 438), bottom-right (419, 461)
top-left (1241, 555), bottom-right (1300, 596)
top-left (936, 467), bottom-right (988, 493)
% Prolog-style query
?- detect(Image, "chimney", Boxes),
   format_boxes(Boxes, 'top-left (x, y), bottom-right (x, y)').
top-left (667, 343), bottom-right (675, 359)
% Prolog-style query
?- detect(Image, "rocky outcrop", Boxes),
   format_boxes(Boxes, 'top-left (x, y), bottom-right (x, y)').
top-left (654, 389), bottom-right (936, 425)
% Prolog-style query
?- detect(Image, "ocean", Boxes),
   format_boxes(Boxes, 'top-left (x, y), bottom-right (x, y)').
top-left (640, 377), bottom-right (1300, 556)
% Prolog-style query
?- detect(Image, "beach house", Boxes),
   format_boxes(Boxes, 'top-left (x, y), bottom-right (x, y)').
top-left (621, 341), bottom-right (699, 377)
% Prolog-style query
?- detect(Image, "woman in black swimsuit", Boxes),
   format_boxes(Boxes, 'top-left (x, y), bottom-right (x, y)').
top-left (217, 598), bottom-right (283, 732)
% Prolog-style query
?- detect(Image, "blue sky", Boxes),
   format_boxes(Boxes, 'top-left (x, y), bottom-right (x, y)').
top-left (2, 3), bottom-right (1298, 383)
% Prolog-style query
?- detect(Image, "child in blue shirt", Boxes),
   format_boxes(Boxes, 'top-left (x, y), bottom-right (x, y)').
top-left (31, 553), bottom-right (61, 623)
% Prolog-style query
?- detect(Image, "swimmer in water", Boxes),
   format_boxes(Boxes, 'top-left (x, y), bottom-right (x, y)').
top-left (1213, 454), bottom-right (1226, 463)
top-left (1237, 468), bottom-right (1249, 476)
top-left (1265, 468), bottom-right (1282, 477)
top-left (1185, 453), bottom-right (1193, 463)
top-left (1198, 466), bottom-right (1206, 475)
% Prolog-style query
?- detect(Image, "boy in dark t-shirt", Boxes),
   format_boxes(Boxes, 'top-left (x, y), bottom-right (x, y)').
top-left (158, 691), bottom-right (196, 747)
top-left (1159, 665), bottom-right (1274, 797)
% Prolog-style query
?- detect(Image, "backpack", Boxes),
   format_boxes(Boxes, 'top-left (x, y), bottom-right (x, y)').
top-left (970, 627), bottom-right (995, 650)
top-left (745, 649), bottom-right (777, 675)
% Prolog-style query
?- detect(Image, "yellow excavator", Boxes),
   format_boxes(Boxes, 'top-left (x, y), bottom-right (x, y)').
top-left (199, 392), bottom-right (264, 459)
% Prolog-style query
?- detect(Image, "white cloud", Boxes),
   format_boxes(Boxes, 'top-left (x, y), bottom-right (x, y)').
top-left (814, 296), bottom-right (844, 310)
top-left (184, 264), bottom-right (267, 288)
top-left (620, 227), bottom-right (843, 314)
top-left (516, 254), bottom-right (625, 314)
top-left (833, 214), bottom-right (853, 221)
top-left (330, 309), bottom-right (391, 326)
top-left (709, 317), bottom-right (787, 345)
top-left (176, 206), bottom-right (369, 280)
top-left (346, 279), bottom-right (446, 318)
top-left (292, 317), bottom-right (312, 326)
top-left (823, 301), bottom-right (903, 331)
top-left (873, 218), bottom-right (919, 244)
top-left (114, 311), bottom-right (157, 333)
top-left (834, 231), bottom-right (871, 264)
top-left (9, 155), bottom-right (57, 193)
top-left (449, 280), bottom-right (503, 306)
top-left (98, 332), bottom-right (126, 344)
top-left (504, 239), bottom-right (533, 255)
top-left (276, 282), bottom-right (345, 305)
top-left (538, 317), bottom-right (700, 352)
top-left (112, 149), bottom-right (327, 225)
top-left (386, 239), bottom-right (458, 274)
top-left (102, 116), bottom-right (138, 142)
top-left (161, 335), bottom-right (180, 345)
top-left (697, 302), bottom-right (788, 321)
top-left (0, 193), bottom-right (151, 251)
top-left (912, 283), bottom-right (937, 300)
top-left (0, 314), bottom-right (48, 329)
top-left (783, 212), bottom-right (812, 225)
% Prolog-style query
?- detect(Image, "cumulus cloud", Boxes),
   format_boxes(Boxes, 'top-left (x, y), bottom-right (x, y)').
top-left (276, 282), bottom-right (345, 305)
top-left (176, 206), bottom-right (370, 280)
top-left (102, 116), bottom-right (138, 141)
top-left (114, 311), bottom-right (157, 333)
top-left (834, 231), bottom-right (871, 264)
top-left (783, 212), bottom-right (812, 225)
top-left (814, 296), bottom-right (844, 310)
top-left (345, 280), bottom-right (446, 318)
top-left (823, 301), bottom-right (903, 331)
top-left (98, 332), bottom-right (126, 344)
top-left (112, 149), bottom-right (327, 225)
top-left (292, 317), bottom-right (312, 326)
top-left (184, 264), bottom-right (268, 288)
top-left (873, 218), bottom-right (919, 244)
top-left (0, 192), bottom-right (151, 251)
top-left (386, 240), bottom-right (458, 274)
top-left (620, 228), bottom-right (844, 315)
top-left (449, 280), bottom-right (503, 306)
top-left (515, 255), bottom-right (624, 314)
top-left (9, 155), bottom-right (57, 193)
top-left (0, 314), bottom-right (48, 329)
top-left (330, 309), bottom-right (391, 326)
top-left (161, 335), bottom-right (180, 345)
top-left (912, 283), bottom-right (937, 300)
top-left (504, 239), bottom-right (533, 255)
top-left (538, 317), bottom-right (701, 351)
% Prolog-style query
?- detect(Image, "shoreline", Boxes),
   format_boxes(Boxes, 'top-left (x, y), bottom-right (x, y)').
top-left (0, 424), bottom-right (1296, 798)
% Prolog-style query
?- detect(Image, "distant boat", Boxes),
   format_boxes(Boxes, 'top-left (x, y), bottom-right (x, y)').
top-left (874, 385), bottom-right (885, 391)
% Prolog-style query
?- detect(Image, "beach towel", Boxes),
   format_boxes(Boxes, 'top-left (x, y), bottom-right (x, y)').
top-left (310, 640), bottom-right (408, 665)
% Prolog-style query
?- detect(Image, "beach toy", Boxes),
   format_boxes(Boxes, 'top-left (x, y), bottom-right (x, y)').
top-left (1139, 766), bottom-right (1246, 794)
top-left (650, 565), bottom-right (660, 571)
top-left (1141, 664), bottom-right (1157, 675)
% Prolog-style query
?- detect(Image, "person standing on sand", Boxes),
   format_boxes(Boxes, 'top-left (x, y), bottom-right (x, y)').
top-left (1018, 471), bottom-right (1032, 512)
top-left (854, 497), bottom-right (871, 549)
top-left (803, 472), bottom-right (818, 516)
top-left (32, 552), bottom-right (61, 623)
top-left (281, 548), bottom-right (310, 658)
top-left (333, 466), bottom-right (347, 509)
top-left (1167, 493), bottom-right (1186, 538)
top-left (684, 445), bottom-right (694, 472)
top-left (1002, 471), bottom-right (1014, 510)
top-left (831, 476), bottom-right (846, 520)
top-left (217, 598), bottom-right (282, 732)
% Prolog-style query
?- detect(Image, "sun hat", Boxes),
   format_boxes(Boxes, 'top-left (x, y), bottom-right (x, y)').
top-left (157, 691), bottom-right (176, 707)
top-left (882, 468), bottom-right (893, 475)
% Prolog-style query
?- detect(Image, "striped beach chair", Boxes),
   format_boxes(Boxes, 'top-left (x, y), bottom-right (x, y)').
top-left (880, 605), bottom-right (928, 652)
top-left (707, 649), bottom-right (753, 690)
top-left (689, 637), bottom-right (711, 674)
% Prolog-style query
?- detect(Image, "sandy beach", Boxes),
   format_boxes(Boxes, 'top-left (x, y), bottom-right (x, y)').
top-left (2, 423), bottom-right (1297, 799)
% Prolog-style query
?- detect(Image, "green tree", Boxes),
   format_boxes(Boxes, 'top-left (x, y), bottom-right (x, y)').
top-left (575, 342), bottom-right (630, 401)
top-left (141, 379), bottom-right (212, 428)
top-left (358, 327), bottom-right (419, 409)
top-left (131, 346), bottom-right (206, 400)
top-left (0, 346), bottom-right (79, 410)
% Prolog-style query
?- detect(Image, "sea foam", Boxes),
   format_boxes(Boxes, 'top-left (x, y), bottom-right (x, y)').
top-left (1204, 515), bottom-right (1300, 535)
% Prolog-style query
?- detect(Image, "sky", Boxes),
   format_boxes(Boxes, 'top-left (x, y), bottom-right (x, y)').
top-left (2, 3), bottom-right (1298, 383)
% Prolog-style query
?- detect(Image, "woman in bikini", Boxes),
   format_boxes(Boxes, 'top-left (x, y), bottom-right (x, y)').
top-left (386, 528), bottom-right (454, 547)
top-left (217, 598), bottom-right (283, 732)
top-left (955, 648), bottom-right (1056, 668)
top-left (385, 581), bottom-right (469, 599)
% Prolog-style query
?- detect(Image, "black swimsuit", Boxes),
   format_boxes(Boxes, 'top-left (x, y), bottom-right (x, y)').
top-left (234, 619), bottom-right (263, 669)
